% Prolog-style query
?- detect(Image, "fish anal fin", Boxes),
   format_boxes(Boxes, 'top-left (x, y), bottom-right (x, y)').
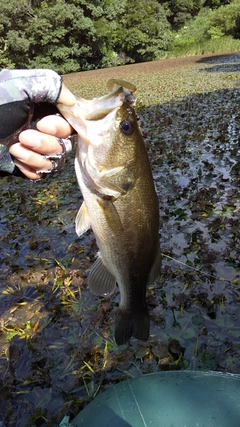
top-left (75, 202), bottom-right (91, 237)
top-left (115, 309), bottom-right (149, 345)
top-left (148, 247), bottom-right (161, 285)
top-left (88, 255), bottom-right (116, 296)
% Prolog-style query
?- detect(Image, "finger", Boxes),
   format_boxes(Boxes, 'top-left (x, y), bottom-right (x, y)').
top-left (57, 83), bottom-right (76, 106)
top-left (17, 129), bottom-right (64, 156)
top-left (9, 142), bottom-right (54, 170)
top-left (36, 114), bottom-right (73, 137)
top-left (14, 159), bottom-right (45, 180)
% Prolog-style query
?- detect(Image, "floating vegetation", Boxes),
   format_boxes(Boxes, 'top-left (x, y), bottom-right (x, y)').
top-left (0, 53), bottom-right (240, 425)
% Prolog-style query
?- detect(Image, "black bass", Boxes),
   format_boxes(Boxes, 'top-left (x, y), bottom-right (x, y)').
top-left (57, 79), bottom-right (161, 345)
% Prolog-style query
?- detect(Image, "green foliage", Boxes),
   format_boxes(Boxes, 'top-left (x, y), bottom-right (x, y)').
top-left (163, 0), bottom-right (205, 29)
top-left (171, 0), bottom-right (240, 54)
top-left (208, 0), bottom-right (240, 35)
top-left (203, 0), bottom-right (231, 8)
top-left (172, 8), bottom-right (211, 49)
top-left (113, 0), bottom-right (173, 62)
top-left (0, 0), bottom-right (239, 73)
top-left (171, 35), bottom-right (240, 57)
top-left (234, 13), bottom-right (240, 38)
top-left (207, 26), bottom-right (225, 39)
top-left (27, 0), bottom-right (97, 73)
top-left (0, 0), bottom-right (33, 68)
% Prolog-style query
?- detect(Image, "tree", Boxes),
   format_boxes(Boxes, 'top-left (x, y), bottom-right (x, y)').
top-left (0, 0), bottom-right (237, 74)
top-left (0, 0), bottom-right (34, 68)
top-left (162, 0), bottom-right (205, 30)
top-left (27, 0), bottom-right (126, 72)
top-left (26, 0), bottom-right (99, 73)
top-left (203, 0), bottom-right (231, 8)
top-left (113, 0), bottom-right (173, 63)
top-left (0, 0), bottom-right (118, 72)
top-left (234, 13), bottom-right (240, 38)
top-left (172, 0), bottom-right (240, 50)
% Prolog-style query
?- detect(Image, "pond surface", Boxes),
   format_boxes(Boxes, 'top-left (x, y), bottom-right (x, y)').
top-left (0, 53), bottom-right (240, 426)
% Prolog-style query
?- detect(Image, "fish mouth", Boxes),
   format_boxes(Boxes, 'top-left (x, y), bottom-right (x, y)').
top-left (72, 86), bottom-right (125, 122)
top-left (83, 85), bottom-right (136, 120)
top-left (76, 86), bottom-right (136, 143)
top-left (74, 79), bottom-right (136, 121)
top-left (57, 81), bottom-right (136, 144)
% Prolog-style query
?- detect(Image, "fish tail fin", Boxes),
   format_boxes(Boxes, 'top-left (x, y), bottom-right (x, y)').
top-left (115, 309), bottom-right (149, 345)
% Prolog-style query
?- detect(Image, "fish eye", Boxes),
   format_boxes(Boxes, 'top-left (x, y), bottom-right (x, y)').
top-left (120, 120), bottom-right (134, 136)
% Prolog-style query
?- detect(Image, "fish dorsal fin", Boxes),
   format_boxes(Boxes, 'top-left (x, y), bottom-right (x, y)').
top-left (148, 247), bottom-right (161, 285)
top-left (88, 255), bottom-right (116, 296)
top-left (75, 202), bottom-right (91, 237)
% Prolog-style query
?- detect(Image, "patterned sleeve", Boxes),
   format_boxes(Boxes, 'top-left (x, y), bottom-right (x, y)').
top-left (0, 68), bottom-right (62, 174)
top-left (0, 68), bottom-right (62, 104)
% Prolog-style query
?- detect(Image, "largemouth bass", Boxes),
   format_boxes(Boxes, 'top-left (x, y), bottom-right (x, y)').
top-left (57, 79), bottom-right (161, 345)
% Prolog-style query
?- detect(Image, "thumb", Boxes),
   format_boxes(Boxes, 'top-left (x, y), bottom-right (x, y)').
top-left (57, 83), bottom-right (76, 106)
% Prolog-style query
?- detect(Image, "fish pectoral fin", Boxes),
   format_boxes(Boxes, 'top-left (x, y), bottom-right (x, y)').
top-left (99, 175), bottom-right (135, 197)
top-left (97, 197), bottom-right (123, 234)
top-left (95, 165), bottom-right (129, 198)
top-left (86, 163), bottom-right (125, 198)
top-left (94, 162), bottom-right (136, 198)
top-left (101, 165), bottom-right (124, 177)
top-left (148, 247), bottom-right (161, 285)
top-left (88, 255), bottom-right (116, 296)
top-left (75, 202), bottom-right (91, 237)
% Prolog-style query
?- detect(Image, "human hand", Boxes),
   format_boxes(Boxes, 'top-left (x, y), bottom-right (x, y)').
top-left (0, 69), bottom-right (76, 177)
top-left (9, 83), bottom-right (76, 180)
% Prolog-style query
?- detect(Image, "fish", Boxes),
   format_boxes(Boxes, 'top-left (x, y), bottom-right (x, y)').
top-left (57, 79), bottom-right (161, 345)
